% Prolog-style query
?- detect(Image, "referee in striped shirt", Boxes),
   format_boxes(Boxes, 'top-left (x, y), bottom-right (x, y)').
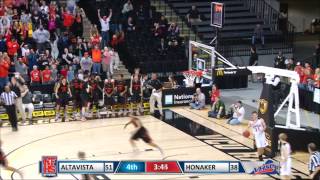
top-left (0, 85), bottom-right (18, 131)
top-left (308, 143), bottom-right (320, 179)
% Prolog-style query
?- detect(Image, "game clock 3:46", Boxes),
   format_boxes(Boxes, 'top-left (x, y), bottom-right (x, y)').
top-left (146, 161), bottom-right (182, 173)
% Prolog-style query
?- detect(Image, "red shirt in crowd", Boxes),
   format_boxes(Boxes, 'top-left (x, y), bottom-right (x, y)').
top-left (30, 69), bottom-right (41, 82)
top-left (63, 12), bottom-right (74, 27)
top-left (42, 69), bottom-right (52, 83)
top-left (0, 59), bottom-right (10, 78)
top-left (211, 89), bottom-right (220, 103)
top-left (60, 68), bottom-right (68, 78)
top-left (92, 49), bottom-right (102, 63)
top-left (7, 40), bottom-right (19, 56)
top-left (302, 66), bottom-right (313, 84)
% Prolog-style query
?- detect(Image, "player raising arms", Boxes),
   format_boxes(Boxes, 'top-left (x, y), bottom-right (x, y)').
top-left (124, 117), bottom-right (164, 157)
top-left (103, 76), bottom-right (115, 117)
top-left (89, 75), bottom-right (102, 118)
top-left (70, 74), bottom-right (83, 120)
top-left (130, 75), bottom-right (143, 115)
top-left (115, 74), bottom-right (128, 116)
top-left (247, 111), bottom-right (267, 161)
top-left (0, 140), bottom-right (24, 179)
top-left (55, 77), bottom-right (72, 121)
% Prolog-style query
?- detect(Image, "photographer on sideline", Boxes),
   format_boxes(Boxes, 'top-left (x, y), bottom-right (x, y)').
top-left (226, 101), bottom-right (245, 125)
top-left (189, 88), bottom-right (206, 110)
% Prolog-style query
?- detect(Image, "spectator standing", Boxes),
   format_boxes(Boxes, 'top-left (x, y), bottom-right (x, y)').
top-left (226, 101), bottom-right (245, 125)
top-left (0, 85), bottom-right (18, 131)
top-left (303, 62), bottom-right (313, 85)
top-left (50, 64), bottom-right (58, 82)
top-left (189, 88), bottom-right (206, 110)
top-left (102, 47), bottom-right (111, 78)
top-left (294, 62), bottom-right (304, 84)
top-left (80, 52), bottom-right (93, 73)
top-left (98, 8), bottom-right (112, 48)
top-left (30, 65), bottom-right (41, 85)
top-left (0, 55), bottom-right (10, 90)
top-left (67, 66), bottom-right (75, 82)
top-left (274, 51), bottom-right (286, 69)
top-left (41, 66), bottom-right (52, 84)
top-left (50, 33), bottom-right (59, 60)
top-left (252, 24), bottom-right (265, 46)
top-left (21, 85), bottom-right (34, 125)
top-left (187, 6), bottom-right (201, 24)
top-left (27, 49), bottom-right (37, 71)
top-left (307, 143), bottom-right (320, 179)
top-left (7, 38), bottom-right (19, 58)
top-left (249, 46), bottom-right (259, 82)
top-left (122, 0), bottom-right (133, 17)
top-left (62, 8), bottom-right (75, 31)
top-left (92, 45), bottom-right (102, 74)
top-left (72, 9), bottom-right (85, 37)
top-left (14, 58), bottom-right (28, 81)
top-left (32, 26), bottom-right (50, 53)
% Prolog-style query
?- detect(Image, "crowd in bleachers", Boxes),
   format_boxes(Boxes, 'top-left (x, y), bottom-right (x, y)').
top-left (272, 47), bottom-right (320, 91)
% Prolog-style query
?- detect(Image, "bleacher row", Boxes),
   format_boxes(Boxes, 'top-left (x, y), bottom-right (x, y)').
top-left (119, 5), bottom-right (188, 73)
top-left (164, 0), bottom-right (292, 57)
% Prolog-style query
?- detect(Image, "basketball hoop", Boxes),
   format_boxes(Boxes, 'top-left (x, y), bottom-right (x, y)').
top-left (183, 70), bottom-right (202, 87)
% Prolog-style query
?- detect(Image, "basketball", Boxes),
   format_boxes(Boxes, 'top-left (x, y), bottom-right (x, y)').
top-left (242, 130), bottom-right (250, 138)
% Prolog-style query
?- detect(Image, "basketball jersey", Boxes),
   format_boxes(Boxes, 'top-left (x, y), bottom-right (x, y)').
top-left (116, 80), bottom-right (126, 93)
top-left (72, 79), bottom-right (82, 93)
top-left (104, 81), bottom-right (114, 95)
top-left (81, 82), bottom-right (90, 95)
top-left (281, 142), bottom-right (291, 157)
top-left (132, 80), bottom-right (141, 94)
top-left (250, 119), bottom-right (264, 136)
top-left (89, 80), bottom-right (99, 93)
top-left (58, 83), bottom-right (68, 95)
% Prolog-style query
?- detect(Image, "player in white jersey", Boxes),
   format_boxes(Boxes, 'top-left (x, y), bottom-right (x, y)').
top-left (278, 133), bottom-right (291, 179)
top-left (247, 111), bottom-right (267, 161)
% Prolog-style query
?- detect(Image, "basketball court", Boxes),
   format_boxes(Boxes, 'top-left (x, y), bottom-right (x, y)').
top-left (0, 107), bottom-right (311, 179)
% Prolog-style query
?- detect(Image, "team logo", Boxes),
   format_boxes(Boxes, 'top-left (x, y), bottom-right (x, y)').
top-left (250, 160), bottom-right (279, 175)
top-left (216, 70), bottom-right (224, 76)
top-left (259, 99), bottom-right (268, 114)
top-left (41, 156), bottom-right (58, 177)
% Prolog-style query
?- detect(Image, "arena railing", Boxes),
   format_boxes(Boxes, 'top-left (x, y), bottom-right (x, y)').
top-left (243, 0), bottom-right (295, 52)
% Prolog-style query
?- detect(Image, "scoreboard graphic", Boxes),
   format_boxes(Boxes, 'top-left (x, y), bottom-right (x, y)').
top-left (40, 157), bottom-right (279, 177)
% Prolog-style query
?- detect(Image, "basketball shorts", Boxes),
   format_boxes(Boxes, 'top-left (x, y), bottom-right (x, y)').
top-left (254, 133), bottom-right (267, 148)
top-left (131, 126), bottom-right (151, 143)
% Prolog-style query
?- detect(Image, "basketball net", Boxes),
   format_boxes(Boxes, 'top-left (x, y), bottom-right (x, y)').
top-left (183, 70), bottom-right (202, 87)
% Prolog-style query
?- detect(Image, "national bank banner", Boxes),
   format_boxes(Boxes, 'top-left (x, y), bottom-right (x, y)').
top-left (162, 87), bottom-right (211, 107)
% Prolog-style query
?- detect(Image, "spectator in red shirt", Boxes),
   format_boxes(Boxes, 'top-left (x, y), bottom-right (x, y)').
top-left (7, 38), bottom-right (19, 57)
top-left (302, 62), bottom-right (313, 84)
top-left (42, 66), bottom-right (52, 84)
top-left (62, 9), bottom-right (75, 30)
top-left (92, 45), bottom-right (102, 74)
top-left (0, 55), bottom-right (10, 90)
top-left (30, 65), bottom-right (41, 85)
top-left (60, 65), bottom-right (68, 78)
top-left (210, 84), bottom-right (220, 105)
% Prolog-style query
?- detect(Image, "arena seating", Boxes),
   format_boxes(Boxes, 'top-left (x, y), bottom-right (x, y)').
top-left (165, 0), bottom-right (294, 56)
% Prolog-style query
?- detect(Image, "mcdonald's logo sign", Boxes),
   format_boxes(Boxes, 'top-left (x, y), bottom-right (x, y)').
top-left (216, 70), bottom-right (224, 76)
